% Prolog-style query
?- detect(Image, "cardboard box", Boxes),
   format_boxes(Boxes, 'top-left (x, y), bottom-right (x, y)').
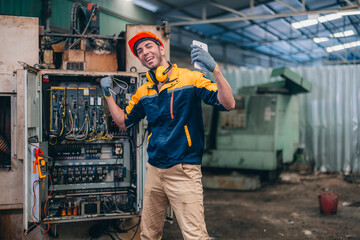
top-left (85, 51), bottom-right (117, 71)
top-left (63, 49), bottom-right (85, 62)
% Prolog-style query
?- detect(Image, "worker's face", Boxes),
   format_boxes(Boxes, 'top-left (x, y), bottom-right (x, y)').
top-left (136, 40), bottom-right (165, 70)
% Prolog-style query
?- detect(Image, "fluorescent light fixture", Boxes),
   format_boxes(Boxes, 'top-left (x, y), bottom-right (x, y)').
top-left (318, 13), bottom-right (342, 23)
top-left (292, 12), bottom-right (353, 29)
top-left (329, 30), bottom-right (354, 38)
top-left (338, 10), bottom-right (360, 16)
top-left (291, 19), bottom-right (318, 29)
top-left (326, 40), bottom-right (360, 52)
top-left (313, 37), bottom-right (329, 43)
top-left (344, 30), bottom-right (355, 36)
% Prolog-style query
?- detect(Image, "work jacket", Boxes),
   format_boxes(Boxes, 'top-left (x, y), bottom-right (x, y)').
top-left (125, 64), bottom-right (227, 168)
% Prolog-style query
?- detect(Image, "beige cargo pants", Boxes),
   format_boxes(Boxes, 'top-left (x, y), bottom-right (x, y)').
top-left (140, 162), bottom-right (209, 240)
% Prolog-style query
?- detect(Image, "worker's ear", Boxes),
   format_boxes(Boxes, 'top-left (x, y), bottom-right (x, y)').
top-left (159, 45), bottom-right (166, 57)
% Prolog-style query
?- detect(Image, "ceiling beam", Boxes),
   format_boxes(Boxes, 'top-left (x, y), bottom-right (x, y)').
top-left (155, 0), bottom-right (295, 63)
top-left (210, 2), bottom-right (247, 17)
top-left (233, 32), bottom-right (360, 45)
top-left (208, 2), bottom-right (349, 33)
top-left (250, 0), bottom-right (254, 15)
top-left (169, 8), bottom-right (360, 26)
top-left (202, 3), bottom-right (207, 20)
top-left (276, 0), bottom-right (299, 12)
top-left (157, 0), bottom-right (205, 15)
top-left (203, 3), bottom-right (302, 58)
top-left (155, 0), bottom-right (264, 48)
top-left (169, 15), bottom-right (199, 21)
top-left (302, 0), bottom-right (306, 11)
top-left (344, 0), bottom-right (355, 6)
top-left (207, 2), bottom-right (308, 61)
top-left (169, 27), bottom-right (298, 66)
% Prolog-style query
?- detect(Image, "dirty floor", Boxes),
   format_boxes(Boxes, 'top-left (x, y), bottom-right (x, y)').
top-left (162, 173), bottom-right (360, 240)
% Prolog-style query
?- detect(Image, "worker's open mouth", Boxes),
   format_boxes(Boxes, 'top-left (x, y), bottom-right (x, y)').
top-left (145, 56), bottom-right (155, 63)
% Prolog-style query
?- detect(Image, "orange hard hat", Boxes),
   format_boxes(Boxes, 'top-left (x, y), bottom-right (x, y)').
top-left (128, 31), bottom-right (164, 57)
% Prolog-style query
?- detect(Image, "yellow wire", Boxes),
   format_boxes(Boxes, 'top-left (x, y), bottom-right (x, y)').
top-left (59, 120), bottom-right (64, 136)
top-left (49, 136), bottom-right (57, 145)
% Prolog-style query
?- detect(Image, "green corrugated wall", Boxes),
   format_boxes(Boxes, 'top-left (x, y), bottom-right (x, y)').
top-left (0, 0), bottom-right (156, 35)
top-left (0, 0), bottom-right (42, 20)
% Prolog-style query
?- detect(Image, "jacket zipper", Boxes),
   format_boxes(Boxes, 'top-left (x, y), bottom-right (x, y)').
top-left (170, 92), bottom-right (174, 119)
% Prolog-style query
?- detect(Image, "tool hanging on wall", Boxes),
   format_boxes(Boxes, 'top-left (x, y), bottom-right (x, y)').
top-left (35, 148), bottom-right (47, 180)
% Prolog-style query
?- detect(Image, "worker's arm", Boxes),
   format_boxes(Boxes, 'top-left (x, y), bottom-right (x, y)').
top-left (212, 66), bottom-right (235, 110)
top-left (100, 77), bottom-right (127, 131)
top-left (190, 45), bottom-right (235, 110)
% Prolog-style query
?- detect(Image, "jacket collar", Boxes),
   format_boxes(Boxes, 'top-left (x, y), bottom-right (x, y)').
top-left (147, 64), bottom-right (180, 92)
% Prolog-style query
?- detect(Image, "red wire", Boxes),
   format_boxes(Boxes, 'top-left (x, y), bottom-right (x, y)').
top-left (28, 141), bottom-right (39, 149)
top-left (43, 172), bottom-right (53, 231)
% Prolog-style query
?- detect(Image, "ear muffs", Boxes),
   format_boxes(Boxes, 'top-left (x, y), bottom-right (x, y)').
top-left (155, 66), bottom-right (168, 83)
top-left (146, 62), bottom-right (173, 85)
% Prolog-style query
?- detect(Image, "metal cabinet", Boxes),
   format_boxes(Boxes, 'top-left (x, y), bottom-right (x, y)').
top-left (21, 69), bottom-right (146, 234)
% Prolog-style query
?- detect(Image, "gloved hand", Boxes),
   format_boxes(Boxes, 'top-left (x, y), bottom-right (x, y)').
top-left (100, 76), bottom-right (112, 97)
top-left (190, 44), bottom-right (218, 72)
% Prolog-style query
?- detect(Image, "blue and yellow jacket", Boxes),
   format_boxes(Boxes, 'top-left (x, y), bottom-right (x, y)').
top-left (125, 64), bottom-right (227, 168)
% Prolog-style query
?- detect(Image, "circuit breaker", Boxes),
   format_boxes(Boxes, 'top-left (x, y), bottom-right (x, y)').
top-left (23, 70), bottom-right (146, 233)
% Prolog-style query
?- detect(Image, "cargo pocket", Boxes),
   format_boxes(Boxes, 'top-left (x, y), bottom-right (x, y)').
top-left (184, 125), bottom-right (192, 147)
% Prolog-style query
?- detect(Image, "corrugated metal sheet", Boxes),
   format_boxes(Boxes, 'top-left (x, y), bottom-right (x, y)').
top-left (0, 0), bottom-right (42, 19)
top-left (208, 65), bottom-right (360, 173)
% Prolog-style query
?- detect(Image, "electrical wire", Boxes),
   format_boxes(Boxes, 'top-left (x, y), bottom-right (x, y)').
top-left (114, 232), bottom-right (121, 240)
top-left (136, 129), bottom-right (148, 148)
top-left (31, 177), bottom-right (51, 233)
top-left (109, 77), bottom-right (129, 96)
top-left (130, 218), bottom-right (140, 240)
top-left (113, 77), bottom-right (129, 90)
top-left (28, 140), bottom-right (39, 150)
top-left (123, 218), bottom-right (141, 232)
top-left (31, 180), bottom-right (40, 222)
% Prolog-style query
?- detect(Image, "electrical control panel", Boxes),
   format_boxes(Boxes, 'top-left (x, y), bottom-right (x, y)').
top-left (24, 71), bottom-right (145, 231)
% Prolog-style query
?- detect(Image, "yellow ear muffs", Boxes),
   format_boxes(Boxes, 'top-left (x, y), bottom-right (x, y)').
top-left (155, 66), bottom-right (168, 83)
top-left (145, 62), bottom-right (173, 85)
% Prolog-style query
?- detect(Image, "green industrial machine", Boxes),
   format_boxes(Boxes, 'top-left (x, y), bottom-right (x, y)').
top-left (202, 67), bottom-right (312, 175)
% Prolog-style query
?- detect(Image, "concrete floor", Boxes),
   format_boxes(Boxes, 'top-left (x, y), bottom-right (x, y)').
top-left (1, 172), bottom-right (360, 240)
top-left (163, 173), bottom-right (360, 240)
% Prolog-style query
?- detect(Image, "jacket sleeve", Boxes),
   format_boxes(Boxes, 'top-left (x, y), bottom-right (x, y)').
top-left (194, 73), bottom-right (227, 111)
top-left (124, 89), bottom-right (146, 129)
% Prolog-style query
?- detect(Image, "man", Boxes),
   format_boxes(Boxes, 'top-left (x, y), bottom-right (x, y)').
top-left (100, 31), bottom-right (235, 240)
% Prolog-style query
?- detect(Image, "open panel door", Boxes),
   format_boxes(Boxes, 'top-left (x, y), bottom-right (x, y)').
top-left (0, 16), bottom-right (38, 213)
top-left (23, 69), bottom-right (44, 234)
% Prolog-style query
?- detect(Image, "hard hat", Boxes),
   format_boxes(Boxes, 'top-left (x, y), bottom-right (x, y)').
top-left (128, 31), bottom-right (164, 57)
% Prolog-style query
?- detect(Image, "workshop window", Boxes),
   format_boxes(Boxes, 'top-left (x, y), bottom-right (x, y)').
top-left (0, 96), bottom-right (11, 170)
